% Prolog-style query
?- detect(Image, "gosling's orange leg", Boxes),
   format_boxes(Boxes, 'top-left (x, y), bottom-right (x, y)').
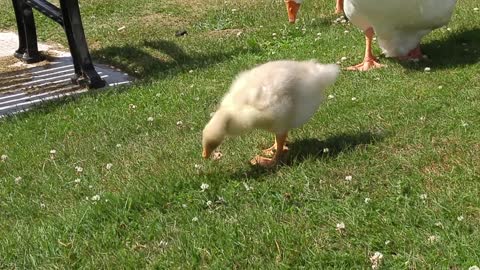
top-left (262, 136), bottom-right (289, 157)
top-left (335, 0), bottom-right (344, 14)
top-left (251, 133), bottom-right (288, 168)
top-left (347, 27), bottom-right (385, 71)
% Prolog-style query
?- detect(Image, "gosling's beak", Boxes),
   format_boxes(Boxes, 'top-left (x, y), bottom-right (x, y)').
top-left (202, 148), bottom-right (211, 159)
top-left (285, 0), bottom-right (301, 24)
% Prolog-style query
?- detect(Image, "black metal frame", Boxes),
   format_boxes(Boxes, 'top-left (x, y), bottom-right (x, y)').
top-left (11, 0), bottom-right (106, 89)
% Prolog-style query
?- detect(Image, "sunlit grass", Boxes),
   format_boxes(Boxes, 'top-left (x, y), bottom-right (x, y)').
top-left (0, 0), bottom-right (479, 268)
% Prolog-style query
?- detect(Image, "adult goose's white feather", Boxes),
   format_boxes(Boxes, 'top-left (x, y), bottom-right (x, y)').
top-left (202, 60), bottom-right (339, 167)
top-left (344, 0), bottom-right (457, 71)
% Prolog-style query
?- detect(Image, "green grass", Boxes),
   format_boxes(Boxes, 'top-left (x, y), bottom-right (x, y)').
top-left (1, 0), bottom-right (480, 268)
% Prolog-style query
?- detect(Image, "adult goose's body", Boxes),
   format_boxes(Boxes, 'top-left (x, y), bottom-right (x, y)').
top-left (344, 0), bottom-right (457, 71)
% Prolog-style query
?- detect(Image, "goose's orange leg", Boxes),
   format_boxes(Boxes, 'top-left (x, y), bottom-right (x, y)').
top-left (335, 0), bottom-right (344, 14)
top-left (251, 133), bottom-right (288, 167)
top-left (347, 27), bottom-right (385, 71)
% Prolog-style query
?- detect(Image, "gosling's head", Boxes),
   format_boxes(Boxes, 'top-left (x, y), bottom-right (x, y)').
top-left (202, 111), bottom-right (229, 159)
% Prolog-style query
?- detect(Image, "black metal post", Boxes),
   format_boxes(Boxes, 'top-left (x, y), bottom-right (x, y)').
top-left (59, 0), bottom-right (105, 88)
top-left (11, 0), bottom-right (44, 63)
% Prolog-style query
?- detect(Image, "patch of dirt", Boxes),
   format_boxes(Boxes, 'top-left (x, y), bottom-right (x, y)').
top-left (0, 56), bottom-right (22, 73)
top-left (0, 49), bottom-right (66, 71)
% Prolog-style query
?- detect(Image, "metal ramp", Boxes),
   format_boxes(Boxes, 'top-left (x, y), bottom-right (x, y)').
top-left (0, 32), bottom-right (132, 117)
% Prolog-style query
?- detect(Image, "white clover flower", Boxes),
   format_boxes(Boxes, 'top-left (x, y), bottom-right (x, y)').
top-left (474, 7), bottom-right (479, 11)
top-left (91, 195), bottom-right (100, 201)
top-left (192, 217), bottom-right (199, 222)
top-left (116, 144), bottom-right (122, 148)
top-left (1, 154), bottom-right (7, 161)
top-left (182, 204), bottom-right (187, 208)
top-left (74, 178), bottom-right (81, 183)
top-left (159, 240), bottom-right (168, 248)
top-left (370, 252), bottom-right (383, 270)
top-left (88, 185), bottom-right (93, 189)
top-left (155, 93), bottom-right (161, 97)
top-left (243, 182), bottom-right (253, 191)
top-left (106, 163), bottom-right (113, 170)
top-left (323, 148), bottom-right (329, 153)
top-left (424, 67), bottom-right (431, 72)
top-left (336, 222), bottom-right (346, 232)
top-left (420, 193), bottom-right (427, 200)
top-left (188, 70), bottom-right (194, 73)
top-left (176, 120), bottom-right (183, 126)
top-left (364, 197), bottom-right (371, 204)
top-left (147, 116), bottom-right (154, 122)
top-left (231, 8), bottom-right (237, 12)
top-left (128, 104), bottom-right (137, 109)
top-left (344, 30), bottom-right (349, 34)
top-left (351, 97), bottom-right (357, 101)
top-left (49, 149), bottom-right (57, 154)
top-left (340, 56), bottom-right (347, 61)
top-left (438, 85), bottom-right (443, 89)
top-left (384, 240), bottom-right (391, 245)
top-left (345, 175), bottom-right (353, 181)
top-left (194, 164), bottom-right (203, 170)
top-left (446, 27), bottom-right (452, 31)
top-left (469, 266), bottom-right (480, 270)
top-left (40, 203), bottom-right (46, 208)
top-left (206, 200), bottom-right (213, 207)
top-left (212, 151), bottom-right (223, 160)
top-left (428, 235), bottom-right (439, 243)
top-left (420, 116), bottom-right (426, 121)
top-left (272, 33), bottom-right (277, 36)
top-left (328, 94), bottom-right (335, 99)
top-left (200, 183), bottom-right (209, 191)
top-left (14, 176), bottom-right (22, 184)
top-left (434, 221), bottom-right (443, 227)
top-left (457, 215), bottom-right (464, 221)
top-left (75, 166), bottom-right (83, 173)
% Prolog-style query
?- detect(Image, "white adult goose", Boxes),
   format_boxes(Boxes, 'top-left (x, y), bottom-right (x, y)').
top-left (285, 0), bottom-right (344, 23)
top-left (202, 60), bottom-right (339, 167)
top-left (344, 0), bottom-right (457, 71)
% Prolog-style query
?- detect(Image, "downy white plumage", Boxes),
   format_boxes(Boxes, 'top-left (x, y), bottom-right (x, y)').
top-left (202, 60), bottom-right (339, 167)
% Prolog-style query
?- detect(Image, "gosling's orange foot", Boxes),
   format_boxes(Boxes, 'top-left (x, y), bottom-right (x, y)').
top-left (262, 144), bottom-right (289, 157)
top-left (250, 155), bottom-right (277, 168)
top-left (347, 58), bottom-right (385, 71)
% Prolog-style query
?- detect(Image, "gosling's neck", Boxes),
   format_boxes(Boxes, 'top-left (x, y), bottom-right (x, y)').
top-left (211, 108), bottom-right (255, 137)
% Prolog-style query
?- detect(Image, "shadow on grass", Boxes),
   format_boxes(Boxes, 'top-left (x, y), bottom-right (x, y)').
top-left (92, 39), bottom-right (260, 80)
top-left (231, 130), bottom-right (387, 179)
top-left (400, 28), bottom-right (480, 70)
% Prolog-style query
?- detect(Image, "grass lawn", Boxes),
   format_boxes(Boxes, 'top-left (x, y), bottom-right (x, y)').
top-left (1, 0), bottom-right (479, 268)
